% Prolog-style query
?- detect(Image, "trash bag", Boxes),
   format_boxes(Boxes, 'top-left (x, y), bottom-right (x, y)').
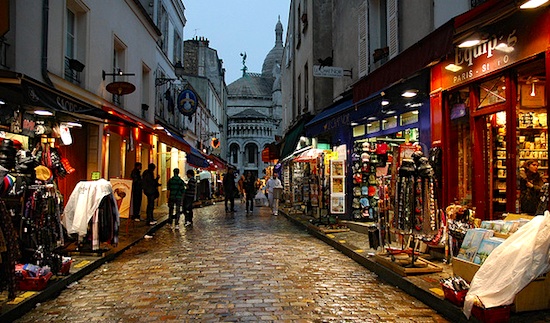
top-left (254, 191), bottom-right (268, 207)
top-left (463, 211), bottom-right (550, 318)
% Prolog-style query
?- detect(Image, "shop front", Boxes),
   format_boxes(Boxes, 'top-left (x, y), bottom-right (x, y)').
top-left (430, 6), bottom-right (550, 220)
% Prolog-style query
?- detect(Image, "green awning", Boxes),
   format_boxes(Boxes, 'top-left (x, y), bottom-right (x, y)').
top-left (279, 120), bottom-right (306, 160)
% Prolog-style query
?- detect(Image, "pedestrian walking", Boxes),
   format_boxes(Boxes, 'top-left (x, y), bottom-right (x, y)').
top-left (130, 162), bottom-right (143, 221)
top-left (142, 163), bottom-right (160, 225)
top-left (223, 169), bottom-right (237, 212)
top-left (167, 168), bottom-right (186, 229)
top-left (243, 171), bottom-right (257, 214)
top-left (265, 172), bottom-right (282, 215)
top-left (182, 169), bottom-right (197, 227)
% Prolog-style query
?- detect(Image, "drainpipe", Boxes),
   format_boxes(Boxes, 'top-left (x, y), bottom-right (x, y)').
top-left (42, 0), bottom-right (53, 86)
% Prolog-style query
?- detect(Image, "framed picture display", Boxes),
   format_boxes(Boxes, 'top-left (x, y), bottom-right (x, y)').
top-left (330, 195), bottom-right (345, 214)
top-left (331, 160), bottom-right (344, 176)
top-left (330, 160), bottom-right (345, 214)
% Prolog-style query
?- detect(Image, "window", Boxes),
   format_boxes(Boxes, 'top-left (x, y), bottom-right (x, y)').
top-left (246, 143), bottom-right (258, 164)
top-left (358, 2), bottom-right (368, 77)
top-left (173, 30), bottom-right (182, 64)
top-left (66, 9), bottom-right (75, 59)
top-left (157, 4), bottom-right (168, 53)
top-left (65, 1), bottom-right (88, 84)
top-left (230, 143), bottom-right (239, 164)
top-left (477, 76), bottom-right (507, 109)
top-left (112, 37), bottom-right (127, 106)
top-left (304, 63), bottom-right (308, 113)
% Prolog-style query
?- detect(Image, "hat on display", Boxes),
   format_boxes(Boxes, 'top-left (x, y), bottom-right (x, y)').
top-left (353, 186), bottom-right (361, 196)
top-left (352, 153), bottom-right (360, 161)
top-left (361, 152), bottom-right (370, 162)
top-left (360, 197), bottom-right (370, 208)
top-left (352, 198), bottom-right (360, 209)
top-left (361, 185), bottom-right (369, 196)
top-left (35, 165), bottom-right (53, 181)
top-left (368, 186), bottom-right (377, 197)
top-left (354, 173), bottom-right (362, 184)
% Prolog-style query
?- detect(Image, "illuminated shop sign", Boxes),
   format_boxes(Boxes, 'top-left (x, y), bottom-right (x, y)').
top-left (434, 10), bottom-right (549, 90)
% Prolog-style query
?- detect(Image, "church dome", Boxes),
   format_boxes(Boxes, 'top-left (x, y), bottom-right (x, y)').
top-left (261, 18), bottom-right (284, 77)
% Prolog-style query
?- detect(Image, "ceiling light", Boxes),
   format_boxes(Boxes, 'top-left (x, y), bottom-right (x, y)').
top-left (385, 110), bottom-right (397, 115)
top-left (381, 100), bottom-right (390, 106)
top-left (153, 124), bottom-right (164, 130)
top-left (458, 39), bottom-right (481, 48)
top-left (34, 110), bottom-right (53, 116)
top-left (65, 122), bottom-right (82, 128)
top-left (412, 110), bottom-right (419, 115)
top-left (367, 116), bottom-right (378, 121)
top-left (402, 90), bottom-right (418, 98)
top-left (0, 99), bottom-right (5, 105)
top-left (351, 122), bottom-right (358, 126)
top-left (520, 0), bottom-right (549, 9)
top-left (495, 43), bottom-right (514, 53)
top-left (445, 64), bottom-right (463, 72)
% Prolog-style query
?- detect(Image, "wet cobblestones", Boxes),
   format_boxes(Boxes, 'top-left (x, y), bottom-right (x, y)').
top-left (15, 203), bottom-right (447, 322)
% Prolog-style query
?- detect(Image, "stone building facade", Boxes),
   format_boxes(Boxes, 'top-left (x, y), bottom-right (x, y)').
top-left (226, 19), bottom-right (284, 178)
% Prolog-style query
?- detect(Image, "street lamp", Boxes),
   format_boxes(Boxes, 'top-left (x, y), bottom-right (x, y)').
top-left (155, 61), bottom-right (184, 86)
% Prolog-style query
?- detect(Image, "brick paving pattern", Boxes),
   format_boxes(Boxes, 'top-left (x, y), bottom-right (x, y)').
top-left (15, 203), bottom-right (448, 322)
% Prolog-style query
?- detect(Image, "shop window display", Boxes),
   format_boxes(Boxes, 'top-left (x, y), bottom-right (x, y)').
top-left (517, 63), bottom-right (547, 215)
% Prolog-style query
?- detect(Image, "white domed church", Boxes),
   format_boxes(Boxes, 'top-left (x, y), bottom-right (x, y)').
top-left (226, 18), bottom-right (283, 178)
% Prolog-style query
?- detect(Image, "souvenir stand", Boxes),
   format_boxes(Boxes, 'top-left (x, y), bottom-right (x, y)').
top-left (0, 134), bottom-right (76, 299)
top-left (288, 149), bottom-right (325, 219)
top-left (375, 143), bottom-right (444, 275)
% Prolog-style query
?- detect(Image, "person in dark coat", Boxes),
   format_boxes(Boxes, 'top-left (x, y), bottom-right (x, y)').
top-left (142, 163), bottom-right (160, 225)
top-left (130, 162), bottom-right (143, 221)
top-left (182, 169), bottom-right (197, 226)
top-left (167, 168), bottom-right (186, 229)
top-left (223, 169), bottom-right (237, 212)
top-left (243, 171), bottom-right (257, 214)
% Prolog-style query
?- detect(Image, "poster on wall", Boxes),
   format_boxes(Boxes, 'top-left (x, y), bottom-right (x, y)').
top-left (110, 178), bottom-right (133, 218)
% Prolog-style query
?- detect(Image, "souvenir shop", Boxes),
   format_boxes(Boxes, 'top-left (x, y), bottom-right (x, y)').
top-left (282, 146), bottom-right (333, 220)
top-left (0, 72), bottom-right (132, 300)
top-left (430, 6), bottom-right (550, 220)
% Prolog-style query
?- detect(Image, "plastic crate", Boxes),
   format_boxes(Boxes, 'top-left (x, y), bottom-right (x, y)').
top-left (18, 272), bottom-right (53, 291)
top-left (58, 260), bottom-right (73, 275)
top-left (441, 284), bottom-right (468, 306)
top-left (471, 305), bottom-right (511, 323)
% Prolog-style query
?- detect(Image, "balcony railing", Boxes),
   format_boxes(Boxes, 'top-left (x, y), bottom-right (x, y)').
top-left (64, 56), bottom-right (81, 84)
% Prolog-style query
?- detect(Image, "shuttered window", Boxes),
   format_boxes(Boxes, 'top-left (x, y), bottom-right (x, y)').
top-left (387, 0), bottom-right (399, 59)
top-left (358, 2), bottom-right (368, 77)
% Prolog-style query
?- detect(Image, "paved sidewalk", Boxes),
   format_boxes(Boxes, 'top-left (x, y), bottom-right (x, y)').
top-left (3, 201), bottom-right (550, 322)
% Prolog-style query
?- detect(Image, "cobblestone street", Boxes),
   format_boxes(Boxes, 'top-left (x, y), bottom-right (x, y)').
top-left (14, 202), bottom-right (448, 322)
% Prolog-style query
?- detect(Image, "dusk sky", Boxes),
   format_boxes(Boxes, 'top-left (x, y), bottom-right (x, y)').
top-left (184, 1), bottom-right (291, 84)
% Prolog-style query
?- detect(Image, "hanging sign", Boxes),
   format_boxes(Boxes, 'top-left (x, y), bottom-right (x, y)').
top-left (177, 89), bottom-right (198, 116)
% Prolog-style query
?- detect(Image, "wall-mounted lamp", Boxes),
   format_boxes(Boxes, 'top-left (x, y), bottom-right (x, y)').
top-left (531, 82), bottom-right (537, 96)
top-left (34, 110), bottom-right (54, 116)
top-left (102, 68), bottom-right (135, 81)
top-left (381, 99), bottom-right (390, 106)
top-left (520, 0), bottom-right (549, 9)
top-left (402, 90), bottom-right (418, 98)
top-left (155, 61), bottom-right (184, 87)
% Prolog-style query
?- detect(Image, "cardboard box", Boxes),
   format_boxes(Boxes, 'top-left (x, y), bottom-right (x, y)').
top-left (452, 257), bottom-right (550, 312)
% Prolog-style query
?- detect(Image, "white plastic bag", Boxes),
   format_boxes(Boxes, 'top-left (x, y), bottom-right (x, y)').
top-left (254, 191), bottom-right (268, 207)
top-left (463, 211), bottom-right (550, 318)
